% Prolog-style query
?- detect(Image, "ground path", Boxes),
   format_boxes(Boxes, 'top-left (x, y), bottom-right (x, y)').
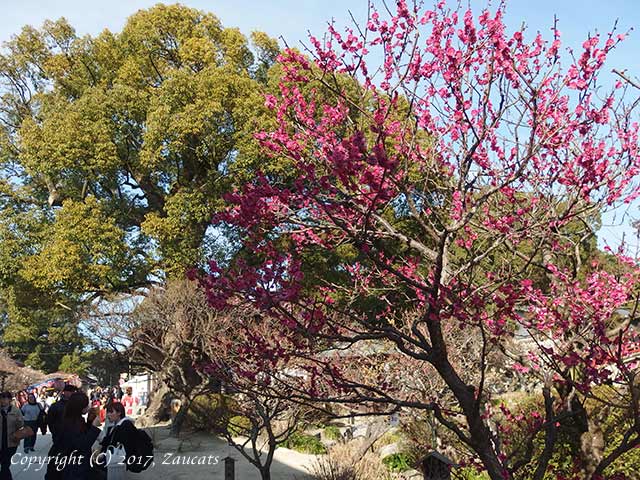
top-left (10, 426), bottom-right (315, 480)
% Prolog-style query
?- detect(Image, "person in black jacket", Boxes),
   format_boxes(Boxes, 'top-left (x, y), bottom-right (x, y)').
top-left (57, 392), bottom-right (100, 480)
top-left (99, 402), bottom-right (136, 457)
top-left (46, 385), bottom-right (78, 445)
top-left (44, 385), bottom-right (78, 480)
top-left (92, 402), bottom-right (136, 479)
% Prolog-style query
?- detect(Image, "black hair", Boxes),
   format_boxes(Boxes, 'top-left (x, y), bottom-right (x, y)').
top-left (106, 401), bottom-right (126, 419)
top-left (63, 392), bottom-right (89, 432)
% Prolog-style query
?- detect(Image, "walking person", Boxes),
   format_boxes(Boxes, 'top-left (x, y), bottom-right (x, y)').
top-left (58, 392), bottom-right (100, 480)
top-left (19, 393), bottom-right (43, 453)
top-left (45, 390), bottom-right (56, 410)
top-left (45, 384), bottom-right (78, 480)
top-left (95, 402), bottom-right (136, 480)
top-left (47, 385), bottom-right (77, 445)
top-left (121, 388), bottom-right (138, 417)
top-left (99, 402), bottom-right (136, 453)
top-left (37, 392), bottom-right (48, 436)
top-left (15, 391), bottom-right (27, 409)
top-left (38, 390), bottom-right (47, 410)
top-left (0, 391), bottom-right (25, 480)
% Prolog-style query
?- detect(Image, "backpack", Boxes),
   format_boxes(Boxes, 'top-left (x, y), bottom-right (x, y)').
top-left (126, 427), bottom-right (154, 473)
top-left (37, 404), bottom-right (47, 434)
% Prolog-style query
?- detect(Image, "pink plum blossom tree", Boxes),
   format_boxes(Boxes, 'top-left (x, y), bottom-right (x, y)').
top-left (200, 1), bottom-right (640, 478)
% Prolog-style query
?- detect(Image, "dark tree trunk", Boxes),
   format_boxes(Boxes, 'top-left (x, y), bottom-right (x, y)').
top-left (259, 468), bottom-right (271, 480)
top-left (430, 345), bottom-right (506, 480)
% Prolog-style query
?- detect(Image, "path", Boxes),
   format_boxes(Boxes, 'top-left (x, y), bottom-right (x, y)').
top-left (10, 432), bottom-right (52, 480)
top-left (9, 427), bottom-right (316, 480)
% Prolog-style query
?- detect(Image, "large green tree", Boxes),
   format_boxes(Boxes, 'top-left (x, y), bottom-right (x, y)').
top-left (0, 4), bottom-right (279, 369)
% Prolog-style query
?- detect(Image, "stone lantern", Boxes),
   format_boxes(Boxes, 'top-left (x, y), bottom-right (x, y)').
top-left (420, 451), bottom-right (456, 480)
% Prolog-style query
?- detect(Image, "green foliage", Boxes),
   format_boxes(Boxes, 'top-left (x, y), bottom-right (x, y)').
top-left (280, 432), bottom-right (327, 454)
top-left (57, 350), bottom-right (91, 376)
top-left (403, 392), bottom-right (635, 480)
top-left (185, 394), bottom-right (228, 432)
top-left (0, 282), bottom-right (83, 372)
top-left (501, 390), bottom-right (640, 479)
top-left (453, 468), bottom-right (490, 480)
top-left (83, 349), bottom-right (127, 385)
top-left (24, 350), bottom-right (47, 372)
top-left (227, 415), bottom-right (252, 437)
top-left (374, 431), bottom-right (402, 449)
top-left (0, 4), bottom-right (281, 362)
top-left (323, 425), bottom-right (342, 441)
top-left (22, 197), bottom-right (138, 292)
top-left (0, 4), bottom-right (280, 282)
top-left (381, 453), bottom-right (412, 473)
top-left (504, 395), bottom-right (578, 479)
top-left (586, 391), bottom-right (640, 479)
top-left (0, 200), bottom-right (83, 371)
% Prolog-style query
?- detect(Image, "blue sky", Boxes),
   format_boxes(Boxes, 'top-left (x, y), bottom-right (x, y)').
top-left (1, 0), bottom-right (639, 248)
top-left (3, 0), bottom-right (638, 55)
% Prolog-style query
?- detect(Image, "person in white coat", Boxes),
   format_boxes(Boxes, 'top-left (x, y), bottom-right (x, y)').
top-left (19, 394), bottom-right (43, 453)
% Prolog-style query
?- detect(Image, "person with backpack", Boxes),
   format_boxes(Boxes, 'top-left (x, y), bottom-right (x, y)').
top-left (19, 393), bottom-right (44, 453)
top-left (96, 402), bottom-right (153, 478)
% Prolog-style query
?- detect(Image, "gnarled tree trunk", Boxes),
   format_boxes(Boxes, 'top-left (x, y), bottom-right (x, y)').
top-left (137, 378), bottom-right (172, 428)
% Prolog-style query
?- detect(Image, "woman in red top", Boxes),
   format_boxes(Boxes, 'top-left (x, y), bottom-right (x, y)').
top-left (121, 387), bottom-right (138, 416)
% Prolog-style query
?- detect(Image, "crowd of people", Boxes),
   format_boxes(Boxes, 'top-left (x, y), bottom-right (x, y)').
top-left (0, 384), bottom-right (148, 480)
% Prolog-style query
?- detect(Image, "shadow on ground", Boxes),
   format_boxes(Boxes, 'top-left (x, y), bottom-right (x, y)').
top-left (10, 424), bottom-right (316, 480)
top-left (139, 423), bottom-right (316, 480)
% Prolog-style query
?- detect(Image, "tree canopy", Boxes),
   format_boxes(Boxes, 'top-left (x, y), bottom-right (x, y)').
top-left (0, 4), bottom-right (279, 370)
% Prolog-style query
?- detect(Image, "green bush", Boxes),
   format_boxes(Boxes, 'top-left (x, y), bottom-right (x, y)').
top-left (184, 394), bottom-right (252, 437)
top-left (453, 468), bottom-right (490, 480)
top-left (227, 415), bottom-right (252, 437)
top-left (382, 453), bottom-right (412, 473)
top-left (586, 392), bottom-right (640, 479)
top-left (504, 395), bottom-right (578, 479)
top-left (323, 425), bottom-right (342, 441)
top-left (401, 415), bottom-right (467, 467)
top-left (184, 394), bottom-right (227, 432)
top-left (280, 432), bottom-right (327, 454)
top-left (398, 389), bottom-right (640, 478)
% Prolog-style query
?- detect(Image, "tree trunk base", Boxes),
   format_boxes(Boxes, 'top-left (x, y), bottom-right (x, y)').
top-left (137, 379), bottom-right (172, 428)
